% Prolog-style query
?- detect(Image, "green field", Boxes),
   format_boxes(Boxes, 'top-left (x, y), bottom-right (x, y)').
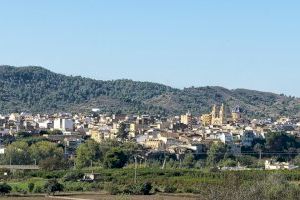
top-left (2, 168), bottom-right (300, 200)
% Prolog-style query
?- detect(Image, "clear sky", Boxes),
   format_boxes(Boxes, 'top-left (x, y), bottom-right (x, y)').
top-left (0, 1), bottom-right (299, 96)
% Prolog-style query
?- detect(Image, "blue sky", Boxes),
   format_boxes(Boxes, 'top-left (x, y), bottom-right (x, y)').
top-left (0, 1), bottom-right (299, 96)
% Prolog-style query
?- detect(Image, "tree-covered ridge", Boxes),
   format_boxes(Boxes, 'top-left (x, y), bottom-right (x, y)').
top-left (0, 65), bottom-right (299, 117)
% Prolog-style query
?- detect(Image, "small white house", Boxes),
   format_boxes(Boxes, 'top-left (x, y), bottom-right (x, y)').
top-left (0, 146), bottom-right (5, 154)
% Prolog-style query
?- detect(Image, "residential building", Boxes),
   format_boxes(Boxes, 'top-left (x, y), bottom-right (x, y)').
top-left (54, 118), bottom-right (74, 131)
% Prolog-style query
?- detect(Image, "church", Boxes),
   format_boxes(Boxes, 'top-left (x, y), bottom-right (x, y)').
top-left (201, 104), bottom-right (226, 126)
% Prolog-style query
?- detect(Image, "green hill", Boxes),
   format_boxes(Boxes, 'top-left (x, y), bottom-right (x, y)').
top-left (0, 65), bottom-right (299, 118)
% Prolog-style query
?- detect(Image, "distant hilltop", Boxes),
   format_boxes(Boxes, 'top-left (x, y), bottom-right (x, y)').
top-left (0, 65), bottom-right (299, 118)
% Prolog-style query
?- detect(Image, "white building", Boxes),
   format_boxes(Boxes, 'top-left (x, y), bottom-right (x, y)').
top-left (218, 132), bottom-right (233, 144)
top-left (54, 118), bottom-right (74, 131)
top-left (38, 120), bottom-right (53, 129)
top-left (0, 146), bottom-right (5, 154)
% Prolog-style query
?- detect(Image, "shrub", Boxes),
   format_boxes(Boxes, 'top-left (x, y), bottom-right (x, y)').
top-left (13, 185), bottom-right (27, 194)
top-left (44, 179), bottom-right (64, 195)
top-left (28, 182), bottom-right (35, 193)
top-left (141, 182), bottom-right (152, 195)
top-left (164, 185), bottom-right (177, 193)
top-left (123, 185), bottom-right (141, 195)
top-left (33, 185), bottom-right (43, 193)
top-left (0, 183), bottom-right (12, 196)
top-left (63, 181), bottom-right (101, 192)
top-left (104, 183), bottom-right (120, 195)
top-left (62, 171), bottom-right (84, 182)
top-left (63, 182), bottom-right (84, 192)
top-left (219, 159), bottom-right (237, 167)
top-left (123, 182), bottom-right (152, 195)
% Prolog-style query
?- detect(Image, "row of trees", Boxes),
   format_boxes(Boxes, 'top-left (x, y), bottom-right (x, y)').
top-left (2, 131), bottom-right (300, 170)
top-left (1, 140), bottom-right (66, 170)
top-left (75, 140), bottom-right (140, 169)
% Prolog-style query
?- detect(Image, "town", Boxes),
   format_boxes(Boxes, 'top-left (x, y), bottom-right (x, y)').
top-left (1, 104), bottom-right (300, 171)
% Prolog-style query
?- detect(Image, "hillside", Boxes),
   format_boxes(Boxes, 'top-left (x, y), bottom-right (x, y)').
top-left (0, 65), bottom-right (299, 118)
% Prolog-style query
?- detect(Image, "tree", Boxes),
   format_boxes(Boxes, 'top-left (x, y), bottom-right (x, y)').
top-left (182, 153), bottom-right (195, 168)
top-left (117, 122), bottom-right (128, 140)
top-left (39, 156), bottom-right (68, 170)
top-left (29, 141), bottom-right (64, 164)
top-left (0, 183), bottom-right (12, 196)
top-left (44, 179), bottom-right (63, 196)
top-left (266, 132), bottom-right (300, 154)
top-left (103, 147), bottom-right (128, 168)
top-left (75, 140), bottom-right (102, 168)
top-left (4, 141), bottom-right (31, 165)
top-left (207, 142), bottom-right (226, 167)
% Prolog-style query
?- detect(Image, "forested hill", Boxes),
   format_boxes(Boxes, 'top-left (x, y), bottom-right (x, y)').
top-left (0, 65), bottom-right (299, 118)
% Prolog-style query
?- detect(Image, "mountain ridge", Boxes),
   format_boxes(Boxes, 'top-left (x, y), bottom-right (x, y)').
top-left (0, 65), bottom-right (299, 118)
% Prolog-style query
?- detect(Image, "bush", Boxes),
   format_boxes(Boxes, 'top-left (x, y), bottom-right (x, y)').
top-left (123, 184), bottom-right (141, 195)
top-left (28, 182), bottom-right (35, 193)
top-left (33, 185), bottom-right (43, 193)
top-left (63, 182), bottom-right (84, 192)
top-left (63, 181), bottom-right (102, 192)
top-left (219, 159), bottom-right (237, 167)
top-left (104, 183), bottom-right (120, 195)
top-left (141, 182), bottom-right (152, 195)
top-left (164, 185), bottom-right (177, 193)
top-left (13, 185), bottom-right (27, 194)
top-left (62, 171), bottom-right (84, 182)
top-left (44, 179), bottom-right (64, 195)
top-left (123, 182), bottom-right (152, 195)
top-left (0, 183), bottom-right (12, 196)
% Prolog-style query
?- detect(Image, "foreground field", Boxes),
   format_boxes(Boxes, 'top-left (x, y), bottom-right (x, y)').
top-left (3, 193), bottom-right (199, 200)
top-left (3, 168), bottom-right (300, 200)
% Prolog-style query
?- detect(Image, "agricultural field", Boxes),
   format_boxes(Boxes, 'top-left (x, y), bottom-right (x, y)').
top-left (2, 168), bottom-right (300, 200)
top-left (3, 194), bottom-right (199, 200)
